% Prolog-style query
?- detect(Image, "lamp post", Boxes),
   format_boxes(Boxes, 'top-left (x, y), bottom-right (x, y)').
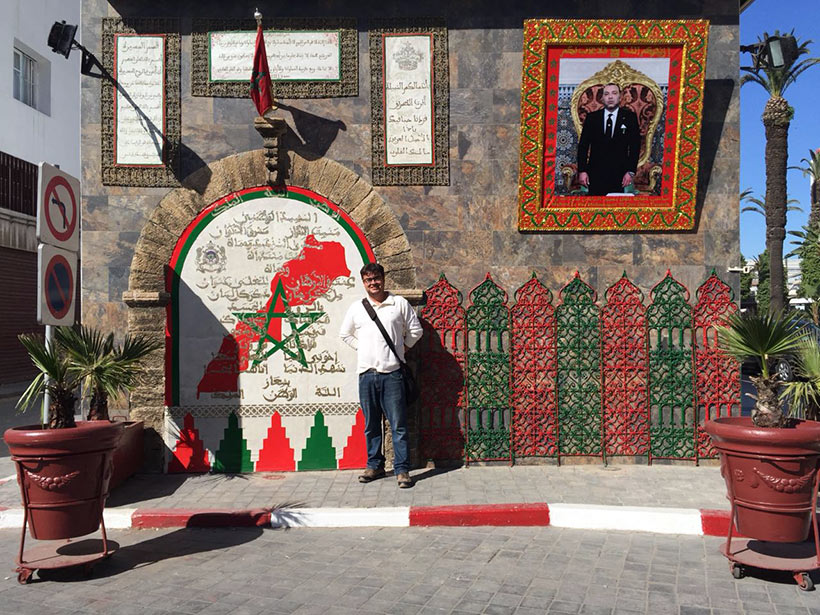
top-left (47, 20), bottom-right (102, 77)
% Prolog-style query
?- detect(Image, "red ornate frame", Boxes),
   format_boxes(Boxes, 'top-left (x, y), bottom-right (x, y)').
top-left (518, 19), bottom-right (709, 231)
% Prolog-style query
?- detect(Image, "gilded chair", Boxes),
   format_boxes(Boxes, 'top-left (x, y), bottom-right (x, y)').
top-left (560, 60), bottom-right (664, 195)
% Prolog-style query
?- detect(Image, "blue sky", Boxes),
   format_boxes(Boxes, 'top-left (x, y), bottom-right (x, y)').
top-left (740, 0), bottom-right (820, 259)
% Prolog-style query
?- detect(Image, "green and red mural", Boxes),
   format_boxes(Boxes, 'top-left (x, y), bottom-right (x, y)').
top-left (166, 186), bottom-right (373, 472)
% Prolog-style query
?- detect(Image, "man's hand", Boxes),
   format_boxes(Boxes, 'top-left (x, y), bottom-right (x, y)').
top-left (621, 172), bottom-right (634, 188)
top-left (578, 171), bottom-right (589, 187)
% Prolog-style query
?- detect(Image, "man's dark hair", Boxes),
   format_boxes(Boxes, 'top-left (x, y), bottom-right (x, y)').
top-left (360, 262), bottom-right (385, 278)
top-left (603, 82), bottom-right (621, 93)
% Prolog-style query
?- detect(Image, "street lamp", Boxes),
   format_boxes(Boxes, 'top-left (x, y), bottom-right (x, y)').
top-left (47, 20), bottom-right (101, 76)
top-left (740, 34), bottom-right (798, 71)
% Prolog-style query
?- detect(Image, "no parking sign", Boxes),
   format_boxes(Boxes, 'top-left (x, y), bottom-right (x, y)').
top-left (37, 244), bottom-right (77, 326)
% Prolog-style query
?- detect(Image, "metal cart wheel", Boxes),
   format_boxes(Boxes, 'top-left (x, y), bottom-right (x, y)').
top-left (730, 563), bottom-right (745, 579)
top-left (16, 569), bottom-right (33, 585)
top-left (795, 572), bottom-right (814, 591)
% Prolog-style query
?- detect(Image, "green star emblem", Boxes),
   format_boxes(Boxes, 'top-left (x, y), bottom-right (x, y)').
top-left (233, 278), bottom-right (324, 368)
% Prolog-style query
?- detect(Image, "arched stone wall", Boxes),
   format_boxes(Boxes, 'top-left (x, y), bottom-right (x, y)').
top-left (123, 149), bottom-right (419, 471)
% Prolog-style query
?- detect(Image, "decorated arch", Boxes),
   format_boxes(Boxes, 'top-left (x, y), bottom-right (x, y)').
top-left (124, 149), bottom-right (419, 472)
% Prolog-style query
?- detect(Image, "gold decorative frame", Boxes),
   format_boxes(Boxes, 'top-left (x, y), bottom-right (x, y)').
top-left (191, 18), bottom-right (358, 99)
top-left (101, 18), bottom-right (181, 187)
top-left (518, 19), bottom-right (710, 232)
top-left (369, 19), bottom-right (449, 186)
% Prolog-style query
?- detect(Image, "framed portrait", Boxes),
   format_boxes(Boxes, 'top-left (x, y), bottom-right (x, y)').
top-left (518, 19), bottom-right (709, 231)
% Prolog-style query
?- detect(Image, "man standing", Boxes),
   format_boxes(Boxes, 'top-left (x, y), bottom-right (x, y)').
top-left (576, 83), bottom-right (641, 196)
top-left (340, 263), bottom-right (423, 488)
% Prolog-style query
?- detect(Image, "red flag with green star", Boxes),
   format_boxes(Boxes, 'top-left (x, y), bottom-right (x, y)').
top-left (250, 23), bottom-right (273, 116)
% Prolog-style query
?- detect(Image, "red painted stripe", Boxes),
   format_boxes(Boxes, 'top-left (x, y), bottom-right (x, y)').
top-left (410, 503), bottom-right (550, 527)
top-left (700, 509), bottom-right (744, 537)
top-left (132, 508), bottom-right (272, 529)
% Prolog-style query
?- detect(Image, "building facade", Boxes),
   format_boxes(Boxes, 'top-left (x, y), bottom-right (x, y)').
top-left (0, 0), bottom-right (81, 384)
top-left (79, 1), bottom-right (741, 471)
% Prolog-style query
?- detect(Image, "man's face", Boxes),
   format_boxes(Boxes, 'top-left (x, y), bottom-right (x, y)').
top-left (602, 85), bottom-right (621, 111)
top-left (362, 272), bottom-right (385, 298)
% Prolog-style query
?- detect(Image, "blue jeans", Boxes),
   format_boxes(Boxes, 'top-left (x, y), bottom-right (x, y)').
top-left (358, 369), bottom-right (409, 474)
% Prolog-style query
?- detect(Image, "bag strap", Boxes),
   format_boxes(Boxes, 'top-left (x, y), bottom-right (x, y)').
top-left (362, 298), bottom-right (405, 366)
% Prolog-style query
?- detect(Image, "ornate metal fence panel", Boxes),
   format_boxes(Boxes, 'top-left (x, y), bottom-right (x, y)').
top-left (465, 275), bottom-right (511, 462)
top-left (694, 272), bottom-right (739, 459)
top-left (601, 275), bottom-right (649, 457)
top-left (418, 275), bottom-right (467, 461)
top-left (556, 274), bottom-right (601, 458)
top-left (510, 275), bottom-right (557, 458)
top-left (647, 272), bottom-right (695, 460)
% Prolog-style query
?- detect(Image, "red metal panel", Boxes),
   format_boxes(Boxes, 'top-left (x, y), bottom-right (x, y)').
top-left (601, 275), bottom-right (649, 457)
top-left (510, 275), bottom-right (557, 458)
top-left (693, 272), bottom-right (739, 459)
top-left (418, 276), bottom-right (467, 461)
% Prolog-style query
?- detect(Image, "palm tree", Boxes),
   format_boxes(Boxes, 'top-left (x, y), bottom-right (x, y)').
top-left (795, 148), bottom-right (820, 226)
top-left (782, 338), bottom-right (820, 421)
top-left (717, 310), bottom-right (803, 427)
top-left (742, 32), bottom-right (820, 313)
top-left (56, 326), bottom-right (161, 421)
top-left (17, 333), bottom-right (83, 429)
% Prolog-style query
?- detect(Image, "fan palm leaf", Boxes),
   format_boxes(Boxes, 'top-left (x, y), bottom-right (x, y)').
top-left (717, 311), bottom-right (803, 380)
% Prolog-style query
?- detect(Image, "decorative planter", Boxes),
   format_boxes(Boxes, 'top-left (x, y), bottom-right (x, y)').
top-left (3, 421), bottom-right (124, 540)
top-left (110, 421), bottom-right (144, 490)
top-left (705, 417), bottom-right (820, 543)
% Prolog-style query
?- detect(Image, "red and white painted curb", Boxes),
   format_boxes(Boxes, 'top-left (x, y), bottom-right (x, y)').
top-left (0, 503), bottom-right (739, 536)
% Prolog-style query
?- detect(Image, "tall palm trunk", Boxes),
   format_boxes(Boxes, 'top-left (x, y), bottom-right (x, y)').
top-left (763, 95), bottom-right (791, 313)
top-left (811, 177), bottom-right (820, 227)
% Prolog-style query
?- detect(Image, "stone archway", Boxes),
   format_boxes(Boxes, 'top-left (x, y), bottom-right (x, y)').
top-left (123, 149), bottom-right (419, 471)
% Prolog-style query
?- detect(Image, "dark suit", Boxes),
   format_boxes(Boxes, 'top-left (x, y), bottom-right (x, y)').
top-left (577, 107), bottom-right (641, 196)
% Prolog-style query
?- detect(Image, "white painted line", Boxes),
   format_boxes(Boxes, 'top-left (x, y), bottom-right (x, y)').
top-left (0, 508), bottom-right (136, 530)
top-left (270, 507), bottom-right (410, 528)
top-left (548, 503), bottom-right (703, 535)
top-left (0, 508), bottom-right (25, 529)
top-left (103, 508), bottom-right (137, 529)
top-left (0, 474), bottom-right (17, 485)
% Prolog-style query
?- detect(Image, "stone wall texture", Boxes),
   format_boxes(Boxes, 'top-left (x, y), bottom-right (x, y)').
top-left (81, 2), bottom-right (739, 432)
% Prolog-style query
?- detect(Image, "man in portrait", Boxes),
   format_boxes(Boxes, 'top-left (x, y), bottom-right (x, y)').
top-left (576, 83), bottom-right (641, 196)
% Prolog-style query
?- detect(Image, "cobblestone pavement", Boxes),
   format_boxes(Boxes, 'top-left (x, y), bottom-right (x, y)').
top-left (0, 464), bottom-right (729, 512)
top-left (0, 526), bottom-right (817, 615)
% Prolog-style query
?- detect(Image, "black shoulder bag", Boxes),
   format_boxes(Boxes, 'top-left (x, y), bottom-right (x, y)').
top-left (361, 298), bottom-right (420, 404)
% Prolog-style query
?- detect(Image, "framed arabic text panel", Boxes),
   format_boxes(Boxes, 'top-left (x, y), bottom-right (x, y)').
top-left (518, 19), bottom-right (709, 231)
top-left (370, 20), bottom-right (449, 186)
top-left (101, 18), bottom-right (181, 187)
top-left (191, 18), bottom-right (358, 99)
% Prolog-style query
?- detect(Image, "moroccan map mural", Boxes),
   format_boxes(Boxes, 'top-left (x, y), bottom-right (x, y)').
top-left (165, 186), bottom-right (374, 472)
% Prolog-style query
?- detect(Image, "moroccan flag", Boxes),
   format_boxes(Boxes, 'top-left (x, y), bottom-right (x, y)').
top-left (250, 24), bottom-right (273, 116)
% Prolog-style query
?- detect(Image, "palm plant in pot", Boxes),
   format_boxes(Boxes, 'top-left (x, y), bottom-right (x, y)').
top-left (56, 326), bottom-right (161, 488)
top-left (3, 326), bottom-right (156, 543)
top-left (707, 310), bottom-right (820, 545)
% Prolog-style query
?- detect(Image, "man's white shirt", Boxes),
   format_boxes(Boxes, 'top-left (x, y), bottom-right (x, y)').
top-left (339, 292), bottom-right (423, 374)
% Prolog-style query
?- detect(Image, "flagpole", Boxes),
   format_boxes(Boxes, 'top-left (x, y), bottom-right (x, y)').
top-left (253, 8), bottom-right (276, 112)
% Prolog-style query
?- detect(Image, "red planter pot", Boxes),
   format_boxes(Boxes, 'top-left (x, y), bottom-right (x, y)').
top-left (705, 417), bottom-right (820, 543)
top-left (110, 420), bottom-right (144, 490)
top-left (3, 421), bottom-right (124, 540)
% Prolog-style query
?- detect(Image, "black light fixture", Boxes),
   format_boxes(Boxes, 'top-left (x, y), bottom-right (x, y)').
top-left (740, 34), bottom-right (799, 71)
top-left (47, 20), bottom-right (102, 77)
top-left (47, 21), bottom-right (78, 58)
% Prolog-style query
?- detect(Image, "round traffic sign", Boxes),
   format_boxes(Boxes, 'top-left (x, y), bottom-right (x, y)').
top-left (44, 175), bottom-right (77, 243)
top-left (44, 254), bottom-right (74, 320)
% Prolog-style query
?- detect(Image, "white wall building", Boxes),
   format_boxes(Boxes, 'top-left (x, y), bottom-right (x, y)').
top-left (0, 0), bottom-right (81, 176)
top-left (0, 0), bottom-right (81, 384)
